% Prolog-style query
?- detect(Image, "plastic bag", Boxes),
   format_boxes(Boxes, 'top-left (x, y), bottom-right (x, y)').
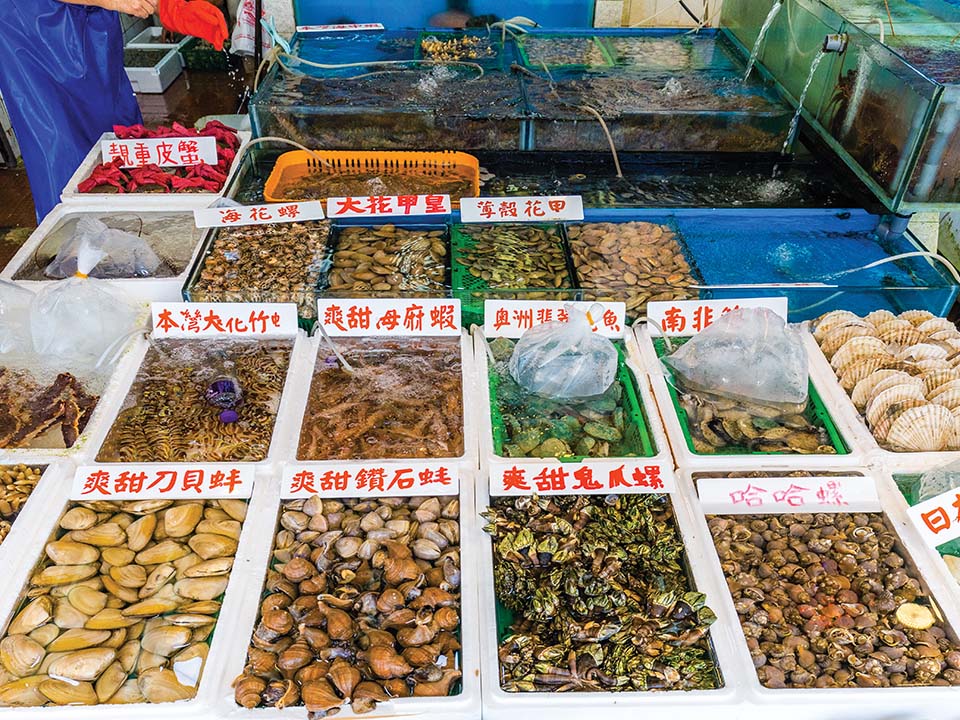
top-left (919, 459), bottom-right (960, 502)
top-left (0, 280), bottom-right (35, 356)
top-left (661, 307), bottom-right (809, 413)
top-left (509, 304), bottom-right (618, 400)
top-left (230, 0), bottom-right (272, 56)
top-left (31, 239), bottom-right (139, 369)
top-left (45, 217), bottom-right (161, 280)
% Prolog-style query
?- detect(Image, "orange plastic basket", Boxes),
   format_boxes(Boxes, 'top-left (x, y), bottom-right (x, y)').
top-left (263, 150), bottom-right (480, 207)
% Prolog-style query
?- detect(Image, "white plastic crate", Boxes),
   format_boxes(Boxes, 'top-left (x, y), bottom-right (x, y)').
top-left (680, 466), bottom-right (960, 719)
top-left (125, 45), bottom-right (184, 94)
top-left (80, 330), bottom-right (311, 469)
top-left (0, 462), bottom-right (276, 719)
top-left (125, 26), bottom-right (187, 49)
top-left (636, 324), bottom-right (865, 471)
top-left (206, 468), bottom-right (483, 720)
top-left (61, 130), bottom-right (251, 209)
top-left (1, 203), bottom-right (207, 303)
top-left (472, 467), bottom-right (745, 719)
top-left (803, 332), bottom-right (960, 473)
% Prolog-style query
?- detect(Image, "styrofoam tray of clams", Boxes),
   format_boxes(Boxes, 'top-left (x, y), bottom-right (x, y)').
top-left (472, 465), bottom-right (747, 719)
top-left (679, 465), bottom-right (960, 719)
top-left (207, 469), bottom-right (482, 720)
top-left (0, 335), bottom-right (144, 465)
top-left (0, 462), bottom-right (275, 718)
top-left (274, 330), bottom-right (480, 475)
top-left (472, 327), bottom-right (676, 481)
top-left (60, 131), bottom-right (251, 208)
top-left (0, 459), bottom-right (72, 566)
top-left (634, 324), bottom-right (865, 471)
top-left (805, 308), bottom-right (960, 472)
top-left (1, 204), bottom-right (208, 303)
top-left (79, 330), bottom-right (312, 468)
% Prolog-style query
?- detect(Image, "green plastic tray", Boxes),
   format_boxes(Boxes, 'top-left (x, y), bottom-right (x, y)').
top-left (652, 337), bottom-right (849, 457)
top-left (516, 34), bottom-right (615, 70)
top-left (488, 342), bottom-right (656, 460)
top-left (450, 222), bottom-right (579, 328)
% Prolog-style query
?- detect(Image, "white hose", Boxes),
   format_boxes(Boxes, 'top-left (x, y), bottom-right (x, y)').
top-left (826, 251), bottom-right (960, 284)
top-left (275, 52), bottom-right (485, 79)
top-left (316, 323), bottom-right (355, 374)
top-left (239, 136), bottom-right (331, 168)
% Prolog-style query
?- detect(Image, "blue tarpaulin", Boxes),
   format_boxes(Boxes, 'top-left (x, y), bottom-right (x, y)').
top-left (0, 0), bottom-right (142, 221)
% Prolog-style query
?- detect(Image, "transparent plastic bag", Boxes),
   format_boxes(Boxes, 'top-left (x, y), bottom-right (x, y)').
top-left (509, 304), bottom-right (618, 400)
top-left (0, 279), bottom-right (35, 356)
top-left (45, 217), bottom-right (161, 279)
top-left (31, 240), bottom-right (139, 369)
top-left (662, 307), bottom-right (809, 413)
top-left (919, 460), bottom-right (960, 502)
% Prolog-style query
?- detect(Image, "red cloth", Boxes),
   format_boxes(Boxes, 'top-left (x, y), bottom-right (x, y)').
top-left (158, 0), bottom-right (228, 51)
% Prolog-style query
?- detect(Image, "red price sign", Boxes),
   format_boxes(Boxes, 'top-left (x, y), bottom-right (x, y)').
top-left (316, 299), bottom-right (460, 337)
top-left (489, 460), bottom-right (672, 496)
top-left (194, 201), bottom-right (325, 228)
top-left (73, 465), bottom-right (253, 500)
top-left (102, 137), bottom-right (218, 168)
top-left (697, 476), bottom-right (879, 515)
top-left (647, 298), bottom-right (787, 337)
top-left (283, 462), bottom-right (459, 499)
top-left (327, 194), bottom-right (451, 218)
top-left (151, 302), bottom-right (298, 338)
top-left (484, 300), bottom-right (625, 339)
top-left (460, 196), bottom-right (583, 223)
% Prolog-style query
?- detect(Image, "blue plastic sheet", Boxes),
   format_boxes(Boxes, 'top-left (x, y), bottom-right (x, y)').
top-left (0, 0), bottom-right (142, 222)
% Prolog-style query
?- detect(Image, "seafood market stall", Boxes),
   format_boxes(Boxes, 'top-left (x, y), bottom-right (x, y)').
top-left (6, 3), bottom-right (960, 720)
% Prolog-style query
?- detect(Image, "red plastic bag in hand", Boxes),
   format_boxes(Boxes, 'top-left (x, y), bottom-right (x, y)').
top-left (158, 0), bottom-right (228, 51)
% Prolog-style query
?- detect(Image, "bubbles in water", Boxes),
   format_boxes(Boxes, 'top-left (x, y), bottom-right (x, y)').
top-left (755, 178), bottom-right (793, 202)
top-left (768, 242), bottom-right (813, 275)
top-left (659, 77), bottom-right (684, 97)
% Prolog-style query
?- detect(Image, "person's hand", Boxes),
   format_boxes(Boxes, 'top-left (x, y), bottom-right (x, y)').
top-left (107, 0), bottom-right (158, 18)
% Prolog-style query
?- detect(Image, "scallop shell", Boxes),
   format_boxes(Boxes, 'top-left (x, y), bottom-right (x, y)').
top-left (919, 318), bottom-right (959, 336)
top-left (897, 343), bottom-right (949, 362)
top-left (877, 325), bottom-right (926, 348)
top-left (884, 403), bottom-right (954, 452)
top-left (923, 369), bottom-right (960, 396)
top-left (852, 370), bottom-right (906, 411)
top-left (864, 309), bottom-right (897, 327)
top-left (914, 358), bottom-right (953, 374)
top-left (932, 387), bottom-right (960, 412)
top-left (830, 336), bottom-right (891, 373)
top-left (813, 310), bottom-right (863, 341)
top-left (948, 411), bottom-right (960, 451)
top-left (872, 398), bottom-right (929, 444)
top-left (866, 383), bottom-right (926, 428)
top-left (900, 309), bottom-right (936, 326)
top-left (929, 329), bottom-right (960, 343)
top-left (820, 322), bottom-right (877, 358)
top-left (857, 371), bottom-right (923, 410)
top-left (839, 357), bottom-right (901, 391)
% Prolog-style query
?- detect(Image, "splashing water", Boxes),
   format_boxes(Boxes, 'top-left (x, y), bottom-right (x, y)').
top-left (744, 1), bottom-right (782, 82)
top-left (840, 51), bottom-right (870, 139)
top-left (781, 49), bottom-right (826, 155)
top-left (660, 77), bottom-right (684, 97)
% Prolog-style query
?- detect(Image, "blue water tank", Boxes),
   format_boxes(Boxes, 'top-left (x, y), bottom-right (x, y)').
top-left (293, 0), bottom-right (596, 28)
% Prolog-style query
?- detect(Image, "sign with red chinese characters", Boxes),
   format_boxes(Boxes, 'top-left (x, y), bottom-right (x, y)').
top-left (697, 476), bottom-right (879, 515)
top-left (102, 137), bottom-right (217, 169)
top-left (151, 302), bottom-right (298, 338)
top-left (326, 194), bottom-right (451, 218)
top-left (647, 297), bottom-right (788, 337)
top-left (296, 23), bottom-right (385, 32)
top-left (489, 460), bottom-right (673, 496)
top-left (906, 488), bottom-right (960, 549)
top-left (483, 300), bottom-right (626, 339)
top-left (73, 465), bottom-right (253, 500)
top-left (193, 201), bottom-right (324, 228)
top-left (282, 462), bottom-right (459, 499)
top-left (460, 196), bottom-right (584, 223)
top-left (316, 299), bottom-right (461, 337)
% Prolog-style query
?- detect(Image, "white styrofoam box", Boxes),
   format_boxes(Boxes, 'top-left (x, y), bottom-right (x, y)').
top-left (0, 463), bottom-right (276, 719)
top-left (473, 468), bottom-right (745, 718)
top-left (1, 203), bottom-right (207, 303)
top-left (275, 330), bottom-right (479, 471)
top-left (0, 459), bottom-right (72, 569)
top-left (207, 469), bottom-right (482, 720)
top-left (61, 130), bottom-right (252, 208)
top-left (635, 324), bottom-right (865, 471)
top-left (803, 332), bottom-right (960, 473)
top-left (681, 466), bottom-right (960, 719)
top-left (0, 333), bottom-right (144, 466)
top-left (80, 330), bottom-right (312, 468)
top-left (125, 26), bottom-right (187, 49)
top-left (473, 328), bottom-right (676, 484)
top-left (125, 45), bottom-right (184, 94)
